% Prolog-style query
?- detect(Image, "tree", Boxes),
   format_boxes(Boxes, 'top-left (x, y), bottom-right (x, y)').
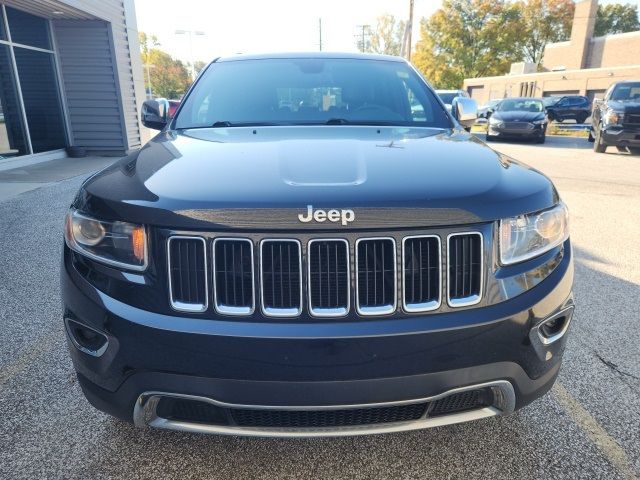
top-left (367, 14), bottom-right (407, 56)
top-left (518, 0), bottom-right (574, 67)
top-left (139, 31), bottom-right (191, 99)
top-left (594, 3), bottom-right (640, 36)
top-left (192, 60), bottom-right (208, 77)
top-left (412, 0), bottom-right (522, 89)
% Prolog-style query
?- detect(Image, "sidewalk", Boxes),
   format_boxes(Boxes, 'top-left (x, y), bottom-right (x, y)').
top-left (0, 156), bottom-right (120, 202)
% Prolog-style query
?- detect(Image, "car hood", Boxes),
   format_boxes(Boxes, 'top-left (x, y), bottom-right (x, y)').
top-left (607, 100), bottom-right (640, 112)
top-left (75, 126), bottom-right (559, 230)
top-left (491, 111), bottom-right (545, 122)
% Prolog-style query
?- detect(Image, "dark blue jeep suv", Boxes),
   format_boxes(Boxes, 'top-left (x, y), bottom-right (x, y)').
top-left (62, 53), bottom-right (574, 437)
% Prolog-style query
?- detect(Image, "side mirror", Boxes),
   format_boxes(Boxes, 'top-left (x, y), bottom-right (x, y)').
top-left (141, 98), bottom-right (170, 130)
top-left (451, 97), bottom-right (478, 131)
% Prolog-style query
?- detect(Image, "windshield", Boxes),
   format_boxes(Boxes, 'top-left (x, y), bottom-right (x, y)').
top-left (496, 99), bottom-right (544, 113)
top-left (436, 92), bottom-right (458, 104)
top-left (174, 58), bottom-right (451, 129)
top-left (542, 97), bottom-right (560, 107)
top-left (610, 83), bottom-right (640, 101)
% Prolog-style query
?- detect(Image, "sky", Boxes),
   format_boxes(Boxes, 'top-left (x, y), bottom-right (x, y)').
top-left (133, 0), bottom-right (441, 64)
top-left (134, 0), bottom-right (640, 65)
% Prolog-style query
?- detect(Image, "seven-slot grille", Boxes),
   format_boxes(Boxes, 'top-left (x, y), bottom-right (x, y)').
top-left (355, 238), bottom-right (397, 315)
top-left (307, 239), bottom-right (350, 317)
top-left (167, 232), bottom-right (484, 317)
top-left (625, 113), bottom-right (640, 127)
top-left (447, 233), bottom-right (483, 307)
top-left (260, 240), bottom-right (303, 317)
top-left (402, 236), bottom-right (441, 312)
top-left (213, 238), bottom-right (254, 315)
top-left (167, 237), bottom-right (208, 312)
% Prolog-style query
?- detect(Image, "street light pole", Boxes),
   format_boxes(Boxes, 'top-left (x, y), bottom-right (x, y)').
top-left (175, 29), bottom-right (205, 80)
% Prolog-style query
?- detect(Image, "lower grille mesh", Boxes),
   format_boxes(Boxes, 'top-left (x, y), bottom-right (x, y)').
top-left (231, 403), bottom-right (427, 428)
top-left (429, 389), bottom-right (492, 417)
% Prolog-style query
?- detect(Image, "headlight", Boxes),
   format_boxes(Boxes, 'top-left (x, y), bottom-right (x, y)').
top-left (532, 119), bottom-right (546, 125)
top-left (604, 109), bottom-right (623, 125)
top-left (489, 116), bottom-right (502, 125)
top-left (499, 202), bottom-right (569, 265)
top-left (64, 209), bottom-right (147, 270)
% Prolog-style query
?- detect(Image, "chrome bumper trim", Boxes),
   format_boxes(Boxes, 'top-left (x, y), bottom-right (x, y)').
top-left (133, 380), bottom-right (515, 438)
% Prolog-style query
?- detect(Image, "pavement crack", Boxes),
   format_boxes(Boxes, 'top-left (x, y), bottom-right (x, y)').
top-left (595, 352), bottom-right (640, 381)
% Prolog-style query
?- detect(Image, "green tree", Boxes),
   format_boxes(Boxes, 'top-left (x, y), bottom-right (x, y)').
top-left (139, 32), bottom-right (191, 99)
top-left (412, 0), bottom-right (522, 89)
top-left (518, 0), bottom-right (575, 68)
top-left (594, 3), bottom-right (640, 36)
top-left (367, 14), bottom-right (407, 56)
top-left (192, 60), bottom-right (208, 76)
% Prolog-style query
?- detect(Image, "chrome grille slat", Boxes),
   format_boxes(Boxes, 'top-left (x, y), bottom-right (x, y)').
top-left (213, 238), bottom-right (254, 315)
top-left (260, 239), bottom-right (302, 317)
top-left (167, 236), bottom-right (208, 313)
top-left (402, 235), bottom-right (441, 312)
top-left (308, 239), bottom-right (349, 317)
top-left (447, 232), bottom-right (483, 307)
top-left (355, 238), bottom-right (397, 316)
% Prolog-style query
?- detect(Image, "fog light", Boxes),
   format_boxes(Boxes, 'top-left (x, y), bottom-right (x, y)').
top-left (64, 318), bottom-right (109, 357)
top-left (536, 306), bottom-right (574, 345)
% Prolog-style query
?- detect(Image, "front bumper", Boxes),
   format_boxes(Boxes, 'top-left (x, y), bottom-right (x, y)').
top-left (62, 241), bottom-right (574, 437)
top-left (488, 124), bottom-right (545, 138)
top-left (601, 127), bottom-right (640, 147)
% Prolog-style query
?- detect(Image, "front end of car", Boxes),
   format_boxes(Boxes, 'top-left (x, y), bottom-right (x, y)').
top-left (62, 187), bottom-right (573, 437)
top-left (599, 107), bottom-right (640, 148)
top-left (487, 115), bottom-right (547, 140)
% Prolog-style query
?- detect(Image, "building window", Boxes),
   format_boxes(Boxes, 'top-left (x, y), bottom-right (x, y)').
top-left (0, 44), bottom-right (28, 156)
top-left (0, 4), bottom-right (67, 159)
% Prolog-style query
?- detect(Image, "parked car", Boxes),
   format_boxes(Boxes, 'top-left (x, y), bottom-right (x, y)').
top-left (486, 97), bottom-right (548, 143)
top-left (478, 99), bottom-right (500, 119)
top-left (435, 89), bottom-right (469, 113)
top-left (543, 95), bottom-right (591, 124)
top-left (63, 53), bottom-right (573, 438)
top-left (590, 81), bottom-right (640, 154)
top-left (167, 99), bottom-right (181, 118)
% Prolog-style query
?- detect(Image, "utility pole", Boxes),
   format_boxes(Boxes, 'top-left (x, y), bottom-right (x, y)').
top-left (355, 24), bottom-right (370, 52)
top-left (145, 63), bottom-right (154, 99)
top-left (406, 0), bottom-right (414, 61)
top-left (175, 29), bottom-right (205, 80)
top-left (319, 18), bottom-right (322, 51)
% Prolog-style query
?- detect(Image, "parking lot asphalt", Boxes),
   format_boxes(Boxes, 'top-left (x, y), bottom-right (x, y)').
top-left (0, 136), bottom-right (638, 479)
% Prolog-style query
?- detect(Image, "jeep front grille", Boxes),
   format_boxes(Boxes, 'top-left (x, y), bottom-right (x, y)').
top-left (167, 236), bottom-right (208, 312)
top-left (212, 238), bottom-right (254, 315)
top-left (402, 236), bottom-right (441, 312)
top-left (260, 239), bottom-right (303, 317)
top-left (355, 238), bottom-right (397, 315)
top-left (308, 239), bottom-right (350, 317)
top-left (447, 232), bottom-right (483, 307)
top-left (166, 230), bottom-right (484, 317)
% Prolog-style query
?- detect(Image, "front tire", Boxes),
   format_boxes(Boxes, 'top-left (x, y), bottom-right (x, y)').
top-left (588, 129), bottom-right (595, 142)
top-left (536, 133), bottom-right (546, 144)
top-left (485, 133), bottom-right (495, 142)
top-left (577, 113), bottom-right (588, 124)
top-left (593, 125), bottom-right (607, 153)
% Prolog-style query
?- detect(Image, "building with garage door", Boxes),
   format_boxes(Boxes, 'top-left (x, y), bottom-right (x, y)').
top-left (0, 0), bottom-right (145, 161)
top-left (463, 0), bottom-right (640, 104)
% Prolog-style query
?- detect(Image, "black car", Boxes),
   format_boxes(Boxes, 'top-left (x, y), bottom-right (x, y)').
top-left (543, 95), bottom-right (591, 124)
top-left (590, 81), bottom-right (640, 154)
top-left (62, 53), bottom-right (574, 437)
top-left (486, 97), bottom-right (548, 143)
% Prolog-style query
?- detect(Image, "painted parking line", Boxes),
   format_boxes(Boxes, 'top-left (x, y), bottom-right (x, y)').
top-left (553, 383), bottom-right (638, 480)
